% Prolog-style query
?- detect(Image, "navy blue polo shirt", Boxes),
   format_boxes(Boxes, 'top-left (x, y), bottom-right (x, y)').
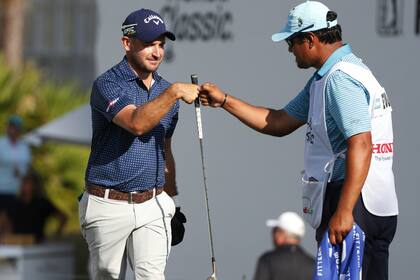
top-left (85, 57), bottom-right (179, 192)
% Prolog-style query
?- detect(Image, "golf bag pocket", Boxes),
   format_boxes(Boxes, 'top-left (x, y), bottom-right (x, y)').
top-left (301, 175), bottom-right (327, 229)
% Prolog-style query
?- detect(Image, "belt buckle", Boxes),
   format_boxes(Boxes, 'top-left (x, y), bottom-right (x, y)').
top-left (128, 191), bottom-right (138, 204)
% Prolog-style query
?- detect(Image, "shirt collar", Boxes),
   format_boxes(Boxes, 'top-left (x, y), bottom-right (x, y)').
top-left (315, 43), bottom-right (352, 79)
top-left (117, 56), bottom-right (162, 83)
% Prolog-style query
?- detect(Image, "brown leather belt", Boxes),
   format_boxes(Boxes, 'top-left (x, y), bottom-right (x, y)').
top-left (86, 184), bottom-right (163, 204)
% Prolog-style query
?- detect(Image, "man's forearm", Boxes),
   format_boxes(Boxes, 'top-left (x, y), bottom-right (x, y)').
top-left (129, 88), bottom-right (179, 135)
top-left (114, 83), bottom-right (198, 136)
top-left (222, 94), bottom-right (272, 132)
top-left (328, 132), bottom-right (372, 244)
top-left (222, 95), bottom-right (304, 136)
top-left (164, 138), bottom-right (178, 197)
top-left (337, 132), bottom-right (372, 213)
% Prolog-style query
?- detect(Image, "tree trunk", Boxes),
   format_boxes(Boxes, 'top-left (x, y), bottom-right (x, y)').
top-left (1, 0), bottom-right (25, 70)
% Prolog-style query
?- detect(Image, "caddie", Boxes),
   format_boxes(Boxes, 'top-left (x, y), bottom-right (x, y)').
top-left (198, 1), bottom-right (398, 279)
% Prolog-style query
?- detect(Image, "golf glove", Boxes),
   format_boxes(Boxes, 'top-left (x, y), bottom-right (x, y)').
top-left (171, 207), bottom-right (186, 246)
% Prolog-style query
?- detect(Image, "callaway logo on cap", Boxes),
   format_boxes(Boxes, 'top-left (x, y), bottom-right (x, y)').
top-left (144, 15), bottom-right (164, 25)
top-left (122, 8), bottom-right (176, 42)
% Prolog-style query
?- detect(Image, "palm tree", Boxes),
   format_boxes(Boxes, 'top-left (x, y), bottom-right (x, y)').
top-left (0, 0), bottom-right (26, 70)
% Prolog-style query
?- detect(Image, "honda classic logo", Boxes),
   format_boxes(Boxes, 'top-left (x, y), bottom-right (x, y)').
top-left (372, 143), bottom-right (393, 154)
top-left (373, 143), bottom-right (393, 162)
top-left (159, 0), bottom-right (234, 62)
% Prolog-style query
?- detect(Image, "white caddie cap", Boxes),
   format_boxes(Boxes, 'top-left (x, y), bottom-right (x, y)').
top-left (266, 211), bottom-right (305, 238)
top-left (271, 1), bottom-right (338, 42)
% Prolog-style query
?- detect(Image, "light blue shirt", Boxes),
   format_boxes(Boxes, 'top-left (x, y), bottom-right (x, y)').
top-left (284, 44), bottom-right (371, 181)
top-left (0, 136), bottom-right (31, 195)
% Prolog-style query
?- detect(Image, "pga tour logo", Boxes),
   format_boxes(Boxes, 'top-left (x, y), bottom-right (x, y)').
top-left (145, 15), bottom-right (164, 25)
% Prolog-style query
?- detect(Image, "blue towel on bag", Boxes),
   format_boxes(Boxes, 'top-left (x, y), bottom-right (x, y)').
top-left (313, 224), bottom-right (365, 280)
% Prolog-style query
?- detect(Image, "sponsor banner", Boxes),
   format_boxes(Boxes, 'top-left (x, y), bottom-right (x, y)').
top-left (159, 0), bottom-right (234, 62)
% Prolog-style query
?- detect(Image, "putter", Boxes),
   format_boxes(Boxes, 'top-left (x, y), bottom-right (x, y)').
top-left (191, 74), bottom-right (218, 280)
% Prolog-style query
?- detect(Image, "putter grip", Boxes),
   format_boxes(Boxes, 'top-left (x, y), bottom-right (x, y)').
top-left (191, 74), bottom-right (200, 107)
top-left (191, 74), bottom-right (203, 139)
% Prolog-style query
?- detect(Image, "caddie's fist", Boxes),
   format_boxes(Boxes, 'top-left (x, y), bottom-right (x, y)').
top-left (198, 82), bottom-right (226, 108)
top-left (171, 207), bottom-right (187, 246)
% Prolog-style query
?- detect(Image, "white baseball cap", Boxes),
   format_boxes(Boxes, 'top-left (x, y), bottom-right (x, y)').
top-left (271, 1), bottom-right (338, 42)
top-left (266, 211), bottom-right (305, 238)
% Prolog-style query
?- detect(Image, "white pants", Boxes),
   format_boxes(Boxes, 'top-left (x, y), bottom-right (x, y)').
top-left (79, 190), bottom-right (175, 280)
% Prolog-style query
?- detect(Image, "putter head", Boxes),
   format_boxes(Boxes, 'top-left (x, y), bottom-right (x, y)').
top-left (207, 273), bottom-right (217, 280)
top-left (208, 260), bottom-right (217, 280)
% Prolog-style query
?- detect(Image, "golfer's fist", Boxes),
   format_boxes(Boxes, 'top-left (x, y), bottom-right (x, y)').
top-left (171, 83), bottom-right (199, 104)
top-left (199, 83), bottom-right (226, 108)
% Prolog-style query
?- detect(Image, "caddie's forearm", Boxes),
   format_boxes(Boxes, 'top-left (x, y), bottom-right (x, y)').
top-left (222, 95), bottom-right (274, 134)
top-left (223, 95), bottom-right (305, 137)
top-left (337, 132), bottom-right (372, 213)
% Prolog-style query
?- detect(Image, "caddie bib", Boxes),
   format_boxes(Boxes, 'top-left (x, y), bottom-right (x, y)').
top-left (302, 61), bottom-right (398, 229)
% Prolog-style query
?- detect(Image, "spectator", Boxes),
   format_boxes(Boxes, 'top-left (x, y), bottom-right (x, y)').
top-left (254, 212), bottom-right (314, 280)
top-left (0, 211), bottom-right (12, 237)
top-left (6, 172), bottom-right (67, 243)
top-left (0, 115), bottom-right (31, 211)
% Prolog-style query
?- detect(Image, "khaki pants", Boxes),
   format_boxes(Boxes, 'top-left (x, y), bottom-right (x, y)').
top-left (79, 190), bottom-right (175, 280)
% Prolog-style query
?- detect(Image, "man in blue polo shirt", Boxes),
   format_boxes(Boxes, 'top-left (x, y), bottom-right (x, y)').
top-left (198, 1), bottom-right (398, 279)
top-left (78, 8), bottom-right (199, 280)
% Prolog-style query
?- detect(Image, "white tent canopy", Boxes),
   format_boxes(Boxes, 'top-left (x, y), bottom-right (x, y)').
top-left (25, 104), bottom-right (92, 146)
